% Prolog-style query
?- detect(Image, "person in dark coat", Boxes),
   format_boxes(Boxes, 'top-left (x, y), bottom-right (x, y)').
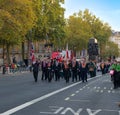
top-left (32, 61), bottom-right (39, 82)
top-left (100, 62), bottom-right (105, 75)
top-left (41, 59), bottom-right (47, 80)
top-left (88, 60), bottom-right (96, 77)
top-left (81, 60), bottom-right (88, 82)
top-left (63, 60), bottom-right (70, 83)
top-left (118, 102), bottom-right (120, 107)
top-left (54, 59), bottom-right (60, 81)
top-left (71, 59), bottom-right (78, 82)
top-left (78, 61), bottom-right (82, 81)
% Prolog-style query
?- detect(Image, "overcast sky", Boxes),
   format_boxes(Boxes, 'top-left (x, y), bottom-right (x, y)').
top-left (63, 0), bottom-right (120, 31)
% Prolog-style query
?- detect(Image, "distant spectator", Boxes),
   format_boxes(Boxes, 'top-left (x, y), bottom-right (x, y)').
top-left (32, 60), bottom-right (39, 82)
top-left (13, 57), bottom-right (17, 64)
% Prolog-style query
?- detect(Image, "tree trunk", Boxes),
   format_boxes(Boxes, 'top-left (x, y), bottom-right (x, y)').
top-left (21, 42), bottom-right (25, 61)
top-left (2, 43), bottom-right (5, 64)
top-left (6, 44), bottom-right (11, 64)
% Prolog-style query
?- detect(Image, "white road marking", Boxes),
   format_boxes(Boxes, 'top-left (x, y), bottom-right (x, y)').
top-left (76, 91), bottom-right (79, 93)
top-left (71, 94), bottom-right (75, 97)
top-left (104, 87), bottom-right (107, 89)
top-left (87, 87), bottom-right (90, 89)
top-left (79, 88), bottom-right (83, 90)
top-left (94, 87), bottom-right (97, 89)
top-left (70, 99), bottom-right (90, 102)
top-left (0, 81), bottom-right (82, 115)
top-left (103, 109), bottom-right (119, 112)
top-left (39, 111), bottom-right (55, 114)
top-left (97, 87), bottom-right (100, 89)
top-left (86, 108), bottom-right (102, 115)
top-left (61, 107), bottom-right (82, 115)
top-left (118, 111), bottom-right (120, 115)
top-left (0, 75), bottom-right (102, 115)
top-left (96, 90), bottom-right (99, 92)
top-left (112, 91), bottom-right (115, 93)
top-left (83, 86), bottom-right (86, 88)
top-left (40, 106), bottom-right (64, 114)
top-left (65, 97), bottom-right (70, 101)
top-left (39, 106), bottom-right (120, 115)
top-left (100, 90), bottom-right (103, 93)
top-left (111, 87), bottom-right (113, 90)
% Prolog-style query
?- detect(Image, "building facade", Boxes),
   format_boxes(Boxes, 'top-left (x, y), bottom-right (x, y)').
top-left (110, 31), bottom-right (120, 49)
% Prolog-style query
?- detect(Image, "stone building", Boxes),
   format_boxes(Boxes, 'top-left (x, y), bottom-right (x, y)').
top-left (110, 31), bottom-right (120, 48)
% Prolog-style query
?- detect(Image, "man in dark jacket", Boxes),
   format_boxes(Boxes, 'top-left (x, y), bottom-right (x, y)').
top-left (41, 59), bottom-right (47, 80)
top-left (81, 60), bottom-right (88, 82)
top-left (32, 61), bottom-right (39, 82)
top-left (71, 59), bottom-right (79, 82)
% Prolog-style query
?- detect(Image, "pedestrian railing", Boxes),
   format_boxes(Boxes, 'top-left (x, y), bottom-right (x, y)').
top-left (1, 66), bottom-right (30, 75)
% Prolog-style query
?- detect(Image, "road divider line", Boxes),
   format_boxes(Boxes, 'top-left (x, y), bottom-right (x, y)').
top-left (70, 99), bottom-right (90, 102)
top-left (64, 97), bottom-right (70, 101)
top-left (0, 75), bottom-right (102, 115)
top-left (71, 94), bottom-right (75, 97)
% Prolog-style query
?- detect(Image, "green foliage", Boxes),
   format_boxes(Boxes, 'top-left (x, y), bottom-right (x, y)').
top-left (0, 0), bottom-right (37, 63)
top-left (33, 0), bottom-right (65, 45)
top-left (102, 41), bottom-right (119, 59)
top-left (0, 0), bottom-right (37, 44)
top-left (0, 1), bottom-right (116, 62)
top-left (65, 9), bottom-right (112, 56)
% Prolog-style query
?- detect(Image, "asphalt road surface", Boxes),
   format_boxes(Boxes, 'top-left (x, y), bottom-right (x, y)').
top-left (0, 72), bottom-right (120, 115)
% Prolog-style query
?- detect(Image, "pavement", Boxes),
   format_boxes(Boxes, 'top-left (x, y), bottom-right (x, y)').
top-left (0, 70), bottom-right (30, 77)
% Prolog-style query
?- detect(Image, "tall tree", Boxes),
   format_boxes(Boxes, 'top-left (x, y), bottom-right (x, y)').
top-left (65, 9), bottom-right (112, 57)
top-left (33, 0), bottom-right (65, 48)
top-left (0, 0), bottom-right (37, 63)
top-left (103, 41), bottom-right (119, 59)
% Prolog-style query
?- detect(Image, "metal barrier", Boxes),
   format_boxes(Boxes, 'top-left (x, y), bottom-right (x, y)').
top-left (0, 66), bottom-right (30, 75)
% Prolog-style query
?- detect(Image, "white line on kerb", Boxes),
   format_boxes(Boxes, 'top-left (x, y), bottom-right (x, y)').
top-left (0, 75), bottom-right (101, 115)
top-left (0, 81), bottom-right (81, 115)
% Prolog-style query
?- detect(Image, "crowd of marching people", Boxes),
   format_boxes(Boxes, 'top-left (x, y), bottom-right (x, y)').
top-left (32, 57), bottom-right (120, 106)
top-left (33, 58), bottom-right (87, 83)
top-left (32, 57), bottom-right (113, 83)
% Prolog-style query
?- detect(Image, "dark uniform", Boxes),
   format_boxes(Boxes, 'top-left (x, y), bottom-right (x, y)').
top-left (71, 61), bottom-right (78, 82)
top-left (32, 61), bottom-right (39, 82)
top-left (64, 61), bottom-right (70, 83)
top-left (88, 61), bottom-right (96, 77)
top-left (41, 60), bottom-right (47, 80)
top-left (81, 62), bottom-right (88, 82)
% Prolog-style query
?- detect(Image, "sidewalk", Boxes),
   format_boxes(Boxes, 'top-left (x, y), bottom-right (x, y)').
top-left (0, 70), bottom-right (30, 77)
top-left (0, 66), bottom-right (32, 77)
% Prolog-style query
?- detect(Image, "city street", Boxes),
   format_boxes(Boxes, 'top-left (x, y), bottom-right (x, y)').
top-left (1, 1), bottom-right (120, 115)
top-left (0, 72), bottom-right (120, 115)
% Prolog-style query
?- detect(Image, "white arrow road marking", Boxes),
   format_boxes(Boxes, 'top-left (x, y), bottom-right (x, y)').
top-left (0, 81), bottom-right (82, 115)
top-left (86, 108), bottom-right (102, 115)
top-left (0, 75), bottom-right (102, 115)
